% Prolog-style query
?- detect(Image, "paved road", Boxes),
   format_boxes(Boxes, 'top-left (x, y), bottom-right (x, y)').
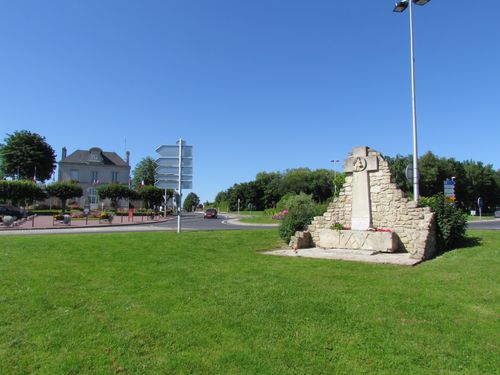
top-left (467, 219), bottom-right (500, 231)
top-left (0, 213), bottom-right (277, 236)
top-left (155, 212), bottom-right (278, 231)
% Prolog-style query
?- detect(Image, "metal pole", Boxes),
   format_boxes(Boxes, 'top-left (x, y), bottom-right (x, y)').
top-left (164, 188), bottom-right (167, 217)
top-left (409, 0), bottom-right (420, 202)
top-left (177, 138), bottom-right (182, 233)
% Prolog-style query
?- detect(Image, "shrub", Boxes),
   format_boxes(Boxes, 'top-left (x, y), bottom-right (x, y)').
top-left (419, 194), bottom-right (467, 251)
top-left (278, 193), bottom-right (326, 243)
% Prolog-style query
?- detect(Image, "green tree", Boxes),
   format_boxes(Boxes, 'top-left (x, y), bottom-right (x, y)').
top-left (0, 180), bottom-right (46, 205)
top-left (141, 186), bottom-right (169, 209)
top-left (281, 168), bottom-right (312, 196)
top-left (132, 157), bottom-right (158, 190)
top-left (97, 184), bottom-right (133, 209)
top-left (45, 182), bottom-right (83, 212)
top-left (309, 169), bottom-right (335, 203)
top-left (255, 171), bottom-right (284, 209)
top-left (183, 192), bottom-right (200, 212)
top-left (385, 154), bottom-right (413, 193)
top-left (0, 130), bottom-right (56, 181)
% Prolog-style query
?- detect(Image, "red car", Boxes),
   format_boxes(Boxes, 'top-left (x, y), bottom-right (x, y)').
top-left (204, 208), bottom-right (218, 219)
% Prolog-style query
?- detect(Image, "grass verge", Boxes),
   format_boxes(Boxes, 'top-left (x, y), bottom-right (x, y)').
top-left (0, 230), bottom-right (498, 374)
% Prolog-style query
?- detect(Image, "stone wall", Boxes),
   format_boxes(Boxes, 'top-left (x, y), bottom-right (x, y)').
top-left (290, 148), bottom-right (436, 259)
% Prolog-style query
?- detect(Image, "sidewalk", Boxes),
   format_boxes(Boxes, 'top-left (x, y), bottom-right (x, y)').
top-left (0, 214), bottom-right (176, 231)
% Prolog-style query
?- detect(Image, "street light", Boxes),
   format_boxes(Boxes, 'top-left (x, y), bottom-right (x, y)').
top-left (393, 0), bottom-right (430, 202)
top-left (330, 159), bottom-right (340, 195)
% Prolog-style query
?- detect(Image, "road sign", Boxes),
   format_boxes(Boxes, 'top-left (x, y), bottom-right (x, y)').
top-left (405, 163), bottom-right (413, 183)
top-left (443, 179), bottom-right (456, 199)
top-left (155, 180), bottom-right (192, 190)
top-left (156, 166), bottom-right (193, 176)
top-left (477, 197), bottom-right (483, 209)
top-left (156, 145), bottom-right (193, 158)
top-left (156, 157), bottom-right (193, 168)
top-left (444, 179), bottom-right (456, 186)
top-left (155, 139), bottom-right (193, 233)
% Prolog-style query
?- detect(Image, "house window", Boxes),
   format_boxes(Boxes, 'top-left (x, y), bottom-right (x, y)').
top-left (70, 169), bottom-right (79, 181)
top-left (112, 171), bottom-right (119, 183)
top-left (88, 188), bottom-right (99, 205)
top-left (91, 171), bottom-right (99, 185)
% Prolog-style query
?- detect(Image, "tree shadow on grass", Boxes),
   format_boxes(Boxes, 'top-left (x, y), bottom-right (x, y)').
top-left (454, 236), bottom-right (482, 250)
top-left (431, 236), bottom-right (482, 259)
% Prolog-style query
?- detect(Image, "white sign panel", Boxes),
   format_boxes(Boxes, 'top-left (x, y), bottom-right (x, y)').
top-left (156, 157), bottom-right (193, 168)
top-left (155, 180), bottom-right (192, 189)
top-left (156, 166), bottom-right (193, 176)
top-left (156, 145), bottom-right (193, 158)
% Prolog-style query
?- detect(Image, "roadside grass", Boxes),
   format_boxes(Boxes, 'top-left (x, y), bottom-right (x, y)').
top-left (467, 214), bottom-right (497, 221)
top-left (237, 211), bottom-right (278, 224)
top-left (0, 230), bottom-right (498, 374)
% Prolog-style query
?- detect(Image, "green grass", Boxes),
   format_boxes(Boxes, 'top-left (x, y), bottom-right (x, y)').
top-left (238, 211), bottom-right (278, 224)
top-left (467, 214), bottom-right (497, 221)
top-left (1, 230), bottom-right (499, 374)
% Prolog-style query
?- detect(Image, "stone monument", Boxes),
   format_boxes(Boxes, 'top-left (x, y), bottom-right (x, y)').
top-left (290, 146), bottom-right (436, 260)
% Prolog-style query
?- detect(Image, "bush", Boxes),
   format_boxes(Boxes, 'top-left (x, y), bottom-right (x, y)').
top-left (278, 193), bottom-right (326, 243)
top-left (419, 194), bottom-right (467, 251)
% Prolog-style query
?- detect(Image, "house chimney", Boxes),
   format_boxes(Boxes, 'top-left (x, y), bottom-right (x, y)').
top-left (62, 147), bottom-right (67, 159)
top-left (126, 151), bottom-right (130, 165)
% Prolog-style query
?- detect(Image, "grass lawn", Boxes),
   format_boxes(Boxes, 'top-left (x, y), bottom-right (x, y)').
top-left (237, 211), bottom-right (278, 224)
top-left (467, 214), bottom-right (497, 221)
top-left (1, 230), bottom-right (499, 374)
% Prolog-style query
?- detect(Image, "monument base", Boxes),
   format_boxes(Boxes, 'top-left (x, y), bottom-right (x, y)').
top-left (318, 229), bottom-right (397, 253)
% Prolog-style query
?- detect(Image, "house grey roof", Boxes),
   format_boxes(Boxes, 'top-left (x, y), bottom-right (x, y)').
top-left (60, 148), bottom-right (129, 167)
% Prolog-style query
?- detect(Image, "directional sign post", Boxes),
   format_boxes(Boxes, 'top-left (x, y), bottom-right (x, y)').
top-left (443, 179), bottom-right (456, 203)
top-left (155, 139), bottom-right (193, 233)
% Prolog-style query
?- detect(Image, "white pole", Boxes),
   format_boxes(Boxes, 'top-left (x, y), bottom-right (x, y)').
top-left (177, 138), bottom-right (182, 233)
top-left (409, 0), bottom-right (420, 202)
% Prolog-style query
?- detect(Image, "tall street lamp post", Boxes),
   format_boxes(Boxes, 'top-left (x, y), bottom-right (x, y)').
top-left (393, 0), bottom-right (430, 202)
top-left (330, 159), bottom-right (340, 195)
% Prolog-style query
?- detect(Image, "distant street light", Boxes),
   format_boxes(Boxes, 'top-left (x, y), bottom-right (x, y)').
top-left (330, 159), bottom-right (340, 195)
top-left (393, 0), bottom-right (431, 202)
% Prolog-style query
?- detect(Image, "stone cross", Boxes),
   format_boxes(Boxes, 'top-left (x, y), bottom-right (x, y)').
top-left (343, 146), bottom-right (378, 230)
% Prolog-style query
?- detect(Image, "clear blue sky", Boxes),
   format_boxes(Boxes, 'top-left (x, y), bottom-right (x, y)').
top-left (1, 1), bottom-right (498, 202)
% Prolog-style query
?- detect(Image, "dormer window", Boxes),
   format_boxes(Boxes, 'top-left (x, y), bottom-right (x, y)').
top-left (88, 147), bottom-right (103, 163)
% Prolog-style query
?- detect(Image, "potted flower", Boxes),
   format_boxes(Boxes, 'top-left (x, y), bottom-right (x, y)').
top-left (100, 212), bottom-right (114, 223)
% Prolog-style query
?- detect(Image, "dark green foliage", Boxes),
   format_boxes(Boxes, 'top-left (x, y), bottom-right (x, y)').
top-left (419, 194), bottom-right (467, 250)
top-left (0, 180), bottom-right (46, 205)
top-left (97, 184), bottom-right (133, 209)
top-left (132, 157), bottom-right (157, 190)
top-left (141, 186), bottom-right (167, 209)
top-left (384, 154), bottom-right (413, 192)
top-left (215, 168), bottom-right (341, 211)
top-left (183, 192), bottom-right (200, 211)
top-left (386, 151), bottom-right (500, 211)
top-left (45, 181), bottom-right (83, 212)
top-left (0, 130), bottom-right (56, 181)
top-left (278, 193), bottom-right (324, 242)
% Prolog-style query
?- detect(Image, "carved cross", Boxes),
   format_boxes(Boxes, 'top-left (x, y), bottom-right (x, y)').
top-left (343, 146), bottom-right (378, 230)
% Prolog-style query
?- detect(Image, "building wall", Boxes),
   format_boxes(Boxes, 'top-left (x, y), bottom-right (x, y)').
top-left (58, 162), bottom-right (131, 209)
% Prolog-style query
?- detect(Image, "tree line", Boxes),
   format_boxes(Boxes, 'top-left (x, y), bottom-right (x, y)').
top-left (386, 151), bottom-right (500, 211)
top-left (214, 152), bottom-right (500, 212)
top-left (214, 169), bottom-right (345, 211)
